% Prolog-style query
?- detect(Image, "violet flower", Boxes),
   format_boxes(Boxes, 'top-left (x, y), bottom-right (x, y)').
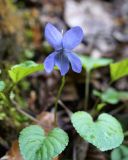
top-left (44, 23), bottom-right (84, 75)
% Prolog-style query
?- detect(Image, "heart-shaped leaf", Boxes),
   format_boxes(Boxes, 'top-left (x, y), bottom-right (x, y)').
top-left (110, 58), bottom-right (128, 82)
top-left (8, 61), bottom-right (44, 83)
top-left (80, 56), bottom-right (113, 72)
top-left (19, 125), bottom-right (69, 160)
top-left (71, 111), bottom-right (124, 151)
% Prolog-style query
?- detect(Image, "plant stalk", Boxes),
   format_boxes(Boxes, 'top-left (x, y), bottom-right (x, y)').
top-left (54, 76), bottom-right (65, 126)
top-left (84, 71), bottom-right (90, 110)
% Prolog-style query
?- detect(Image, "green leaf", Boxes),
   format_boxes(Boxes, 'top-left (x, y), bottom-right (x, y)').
top-left (24, 49), bottom-right (34, 58)
top-left (93, 88), bottom-right (128, 104)
top-left (96, 103), bottom-right (106, 112)
top-left (111, 145), bottom-right (128, 160)
top-left (19, 125), bottom-right (69, 160)
top-left (8, 61), bottom-right (44, 83)
top-left (0, 81), bottom-right (5, 92)
top-left (0, 113), bottom-right (6, 120)
top-left (71, 111), bottom-right (124, 151)
top-left (80, 56), bottom-right (113, 71)
top-left (110, 59), bottom-right (128, 82)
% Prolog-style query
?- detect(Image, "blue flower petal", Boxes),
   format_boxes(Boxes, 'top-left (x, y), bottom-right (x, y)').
top-left (55, 53), bottom-right (69, 75)
top-left (65, 52), bottom-right (82, 73)
top-left (45, 23), bottom-right (62, 50)
top-left (44, 52), bottom-right (57, 73)
top-left (62, 26), bottom-right (84, 49)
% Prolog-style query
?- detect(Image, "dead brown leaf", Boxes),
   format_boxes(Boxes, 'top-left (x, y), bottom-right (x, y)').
top-left (6, 140), bottom-right (22, 160)
top-left (36, 111), bottom-right (55, 132)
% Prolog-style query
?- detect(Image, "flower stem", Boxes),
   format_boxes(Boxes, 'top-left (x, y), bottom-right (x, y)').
top-left (84, 71), bottom-right (90, 110)
top-left (124, 131), bottom-right (128, 137)
top-left (54, 76), bottom-right (66, 126)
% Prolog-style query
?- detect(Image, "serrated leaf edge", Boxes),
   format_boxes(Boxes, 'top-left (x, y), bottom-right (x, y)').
top-left (71, 111), bottom-right (124, 151)
top-left (19, 125), bottom-right (69, 160)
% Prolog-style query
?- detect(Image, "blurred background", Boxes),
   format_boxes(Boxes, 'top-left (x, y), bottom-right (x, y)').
top-left (0, 0), bottom-right (128, 159)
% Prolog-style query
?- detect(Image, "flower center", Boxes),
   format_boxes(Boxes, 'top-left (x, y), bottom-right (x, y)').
top-left (56, 48), bottom-right (70, 54)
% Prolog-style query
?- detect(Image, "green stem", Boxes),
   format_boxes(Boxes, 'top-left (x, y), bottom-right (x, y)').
top-left (124, 131), bottom-right (128, 137)
top-left (84, 71), bottom-right (90, 110)
top-left (54, 76), bottom-right (66, 126)
top-left (8, 83), bottom-right (16, 93)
